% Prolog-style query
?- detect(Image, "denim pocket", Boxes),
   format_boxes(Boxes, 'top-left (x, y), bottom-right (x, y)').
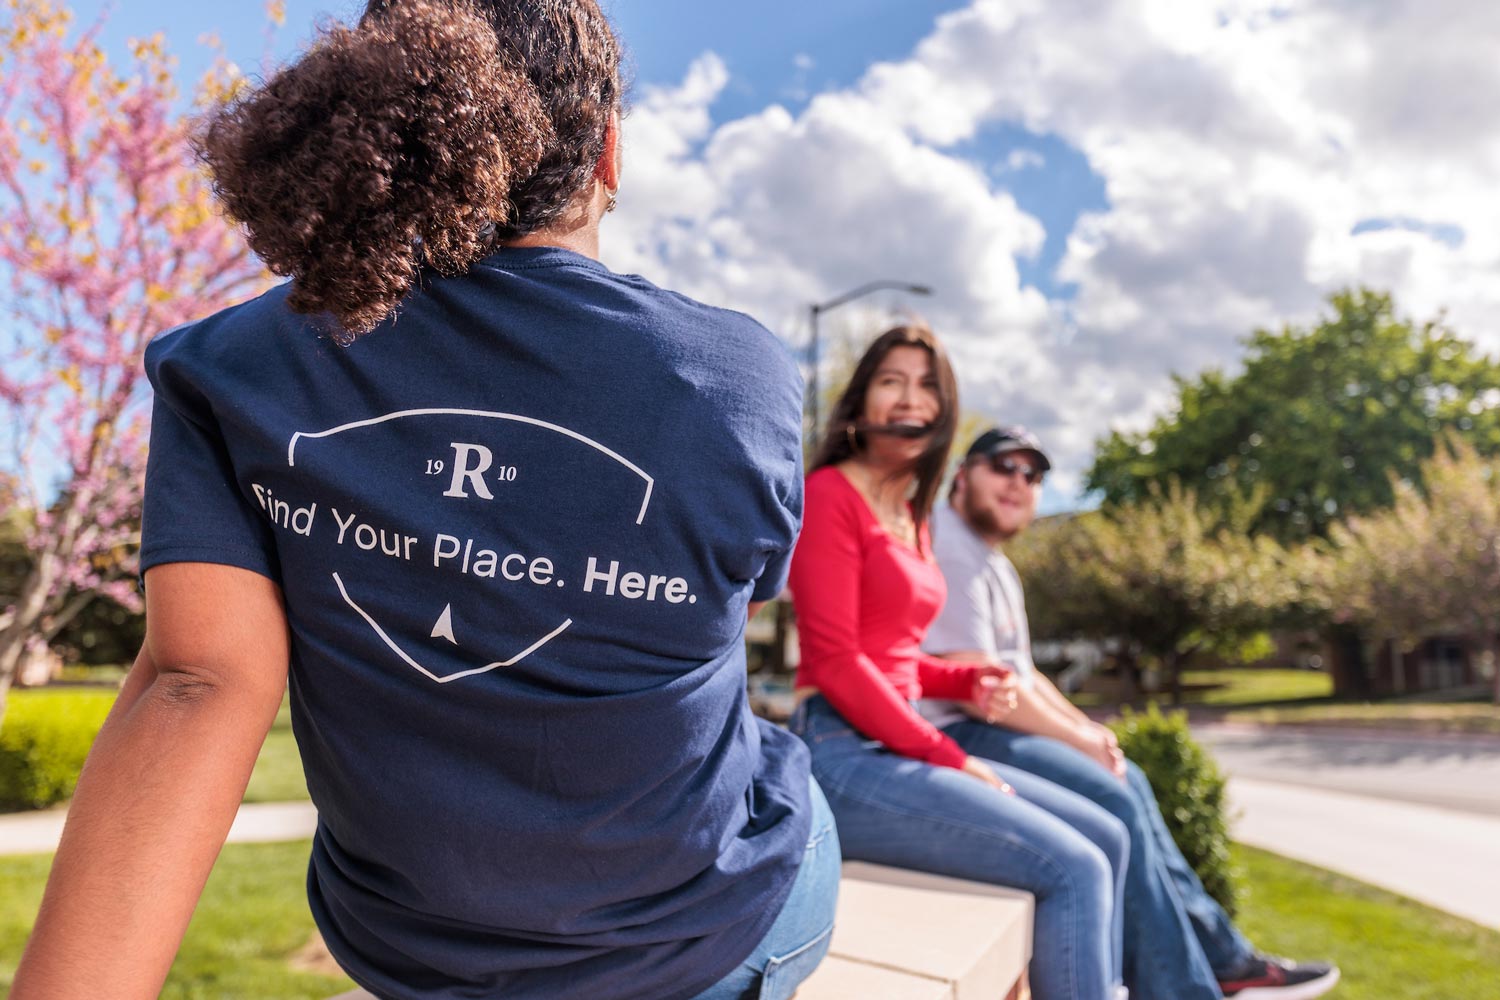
top-left (758, 921), bottom-right (834, 1000)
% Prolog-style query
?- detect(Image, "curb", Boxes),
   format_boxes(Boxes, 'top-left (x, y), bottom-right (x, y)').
top-left (1194, 720), bottom-right (1500, 749)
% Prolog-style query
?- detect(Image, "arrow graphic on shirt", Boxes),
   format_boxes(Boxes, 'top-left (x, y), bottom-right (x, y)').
top-left (332, 573), bottom-right (571, 684)
top-left (431, 604), bottom-right (457, 644)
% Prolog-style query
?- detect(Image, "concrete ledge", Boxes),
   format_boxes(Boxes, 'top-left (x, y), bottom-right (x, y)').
top-left (802, 862), bottom-right (1032, 1000)
top-left (796, 955), bottom-right (952, 999)
top-left (330, 862), bottom-right (1033, 1000)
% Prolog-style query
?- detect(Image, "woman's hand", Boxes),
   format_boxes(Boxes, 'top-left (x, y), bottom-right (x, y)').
top-left (970, 665), bottom-right (1020, 723)
top-left (960, 756), bottom-right (1017, 796)
top-left (1073, 722), bottom-right (1127, 782)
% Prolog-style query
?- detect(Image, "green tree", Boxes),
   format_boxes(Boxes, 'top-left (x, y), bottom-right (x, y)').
top-left (1326, 439), bottom-right (1500, 703)
top-left (1011, 482), bottom-right (1294, 703)
top-left (1087, 289), bottom-right (1500, 543)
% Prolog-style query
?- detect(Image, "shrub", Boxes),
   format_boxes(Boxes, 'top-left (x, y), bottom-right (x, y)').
top-left (0, 690), bottom-right (116, 811)
top-left (1111, 703), bottom-right (1241, 915)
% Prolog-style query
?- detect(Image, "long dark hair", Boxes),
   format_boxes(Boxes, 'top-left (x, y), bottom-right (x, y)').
top-left (194, 0), bottom-right (622, 339)
top-left (811, 324), bottom-right (959, 532)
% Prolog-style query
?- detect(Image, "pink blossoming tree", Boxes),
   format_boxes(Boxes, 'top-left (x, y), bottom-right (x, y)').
top-left (0, 0), bottom-right (268, 719)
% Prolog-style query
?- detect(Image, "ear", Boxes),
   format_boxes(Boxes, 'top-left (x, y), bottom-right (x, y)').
top-left (594, 109), bottom-right (621, 192)
top-left (951, 463), bottom-right (969, 502)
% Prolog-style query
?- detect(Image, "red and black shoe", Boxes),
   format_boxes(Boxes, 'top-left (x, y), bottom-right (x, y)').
top-left (1218, 953), bottom-right (1340, 999)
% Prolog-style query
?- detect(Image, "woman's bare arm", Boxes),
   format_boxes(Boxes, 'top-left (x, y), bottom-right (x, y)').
top-left (12, 563), bottom-right (291, 999)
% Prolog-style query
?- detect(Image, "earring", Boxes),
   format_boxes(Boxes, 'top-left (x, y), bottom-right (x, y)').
top-left (846, 423), bottom-right (861, 452)
top-left (605, 188), bottom-right (618, 213)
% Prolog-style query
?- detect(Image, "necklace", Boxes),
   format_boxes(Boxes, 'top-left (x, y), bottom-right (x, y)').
top-left (843, 461), bottom-right (918, 547)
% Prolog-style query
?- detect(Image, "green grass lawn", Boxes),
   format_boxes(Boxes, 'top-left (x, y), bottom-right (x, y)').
top-left (1072, 667), bottom-right (1334, 709)
top-left (2, 839), bottom-right (1497, 998)
top-left (0, 840), bottom-right (353, 998)
top-left (1178, 667), bottom-right (1334, 706)
top-left (243, 697), bottom-right (310, 803)
top-left (1232, 845), bottom-right (1500, 999)
top-left (3, 687), bottom-right (310, 808)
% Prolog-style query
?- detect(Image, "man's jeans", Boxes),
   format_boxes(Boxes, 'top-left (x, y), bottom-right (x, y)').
top-left (688, 776), bottom-right (841, 1000)
top-left (791, 696), bottom-right (1127, 1000)
top-left (944, 720), bottom-right (1253, 1000)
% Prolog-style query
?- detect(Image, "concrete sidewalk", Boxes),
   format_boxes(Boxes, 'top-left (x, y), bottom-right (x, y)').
top-left (1229, 776), bottom-right (1500, 931)
top-left (0, 801), bottom-right (318, 857)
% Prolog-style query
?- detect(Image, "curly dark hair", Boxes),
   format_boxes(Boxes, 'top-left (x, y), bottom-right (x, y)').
top-left (810, 324), bottom-right (960, 532)
top-left (195, 0), bottom-right (621, 339)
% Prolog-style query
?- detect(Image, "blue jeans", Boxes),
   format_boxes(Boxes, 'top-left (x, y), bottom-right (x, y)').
top-left (791, 697), bottom-right (1127, 1000)
top-left (689, 776), bottom-right (841, 1000)
top-left (944, 720), bottom-right (1253, 1000)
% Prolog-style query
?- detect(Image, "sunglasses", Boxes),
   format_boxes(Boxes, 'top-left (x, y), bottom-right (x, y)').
top-left (987, 454), bottom-right (1045, 486)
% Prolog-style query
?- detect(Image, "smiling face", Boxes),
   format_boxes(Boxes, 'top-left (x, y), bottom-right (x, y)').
top-left (860, 344), bottom-right (942, 467)
top-left (955, 450), bottom-right (1043, 541)
top-left (812, 324), bottom-right (959, 524)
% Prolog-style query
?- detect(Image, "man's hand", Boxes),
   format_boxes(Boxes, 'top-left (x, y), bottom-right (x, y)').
top-left (1073, 722), bottom-right (1127, 781)
top-left (970, 665), bottom-right (1020, 723)
top-left (960, 755), bottom-right (1017, 796)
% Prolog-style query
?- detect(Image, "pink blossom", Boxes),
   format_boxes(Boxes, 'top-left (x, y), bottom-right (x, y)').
top-left (0, 0), bottom-right (270, 689)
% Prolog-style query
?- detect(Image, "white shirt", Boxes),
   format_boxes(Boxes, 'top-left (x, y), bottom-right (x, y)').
top-left (918, 503), bottom-right (1038, 727)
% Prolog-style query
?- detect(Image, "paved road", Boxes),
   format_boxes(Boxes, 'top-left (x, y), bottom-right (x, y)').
top-left (1227, 776), bottom-right (1500, 930)
top-left (1195, 723), bottom-right (1500, 929)
top-left (1196, 723), bottom-right (1500, 816)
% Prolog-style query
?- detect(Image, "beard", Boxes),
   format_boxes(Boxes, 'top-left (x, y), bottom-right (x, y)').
top-left (958, 489), bottom-right (1022, 542)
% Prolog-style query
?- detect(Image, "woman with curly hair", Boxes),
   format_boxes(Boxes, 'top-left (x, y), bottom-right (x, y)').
top-left (787, 325), bottom-right (1129, 1000)
top-left (13, 3), bottom-right (834, 999)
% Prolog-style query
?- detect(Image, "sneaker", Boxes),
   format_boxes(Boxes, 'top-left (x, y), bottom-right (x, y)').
top-left (1218, 953), bottom-right (1340, 999)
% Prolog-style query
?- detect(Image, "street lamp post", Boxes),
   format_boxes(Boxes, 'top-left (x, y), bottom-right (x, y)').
top-left (808, 280), bottom-right (933, 444)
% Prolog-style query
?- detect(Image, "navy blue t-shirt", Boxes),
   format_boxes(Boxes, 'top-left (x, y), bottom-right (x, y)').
top-left (139, 246), bottom-right (811, 1000)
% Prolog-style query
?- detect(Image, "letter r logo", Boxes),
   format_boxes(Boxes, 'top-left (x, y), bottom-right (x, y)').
top-left (444, 442), bottom-right (496, 499)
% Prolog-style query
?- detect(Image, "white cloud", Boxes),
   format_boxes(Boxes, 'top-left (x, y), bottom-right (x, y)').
top-left (603, 0), bottom-right (1500, 502)
top-left (1005, 149), bottom-right (1045, 172)
top-left (608, 53), bottom-right (1053, 400)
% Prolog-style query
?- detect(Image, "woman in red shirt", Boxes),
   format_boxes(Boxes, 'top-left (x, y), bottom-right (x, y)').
top-left (788, 325), bottom-right (1128, 1000)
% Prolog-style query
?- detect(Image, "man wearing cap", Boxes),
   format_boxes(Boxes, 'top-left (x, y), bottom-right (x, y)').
top-left (921, 427), bottom-right (1340, 1000)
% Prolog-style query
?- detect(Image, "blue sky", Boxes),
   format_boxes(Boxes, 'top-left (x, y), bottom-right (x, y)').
top-left (75, 2), bottom-right (976, 111)
top-left (71, 1), bottom-right (979, 112)
top-left (69, 0), bottom-right (1106, 300)
top-left (50, 0), bottom-right (1500, 505)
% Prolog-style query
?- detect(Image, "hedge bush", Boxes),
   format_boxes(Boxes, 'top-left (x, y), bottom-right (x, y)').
top-left (1110, 703), bottom-right (1240, 915)
top-left (0, 689), bottom-right (116, 812)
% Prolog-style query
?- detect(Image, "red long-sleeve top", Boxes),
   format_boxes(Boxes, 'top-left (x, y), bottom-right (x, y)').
top-left (789, 466), bottom-right (979, 769)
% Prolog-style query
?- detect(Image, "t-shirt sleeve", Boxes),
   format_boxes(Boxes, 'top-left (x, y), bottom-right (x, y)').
top-left (789, 478), bottom-right (967, 769)
top-left (744, 330), bottom-right (805, 603)
top-left (751, 467), bottom-right (803, 602)
top-left (138, 337), bottom-right (280, 582)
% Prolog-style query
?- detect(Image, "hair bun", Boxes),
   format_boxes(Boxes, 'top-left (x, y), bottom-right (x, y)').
top-left (196, 0), bottom-right (552, 337)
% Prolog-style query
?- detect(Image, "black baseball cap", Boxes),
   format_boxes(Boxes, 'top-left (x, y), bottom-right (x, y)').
top-left (965, 426), bottom-right (1052, 472)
